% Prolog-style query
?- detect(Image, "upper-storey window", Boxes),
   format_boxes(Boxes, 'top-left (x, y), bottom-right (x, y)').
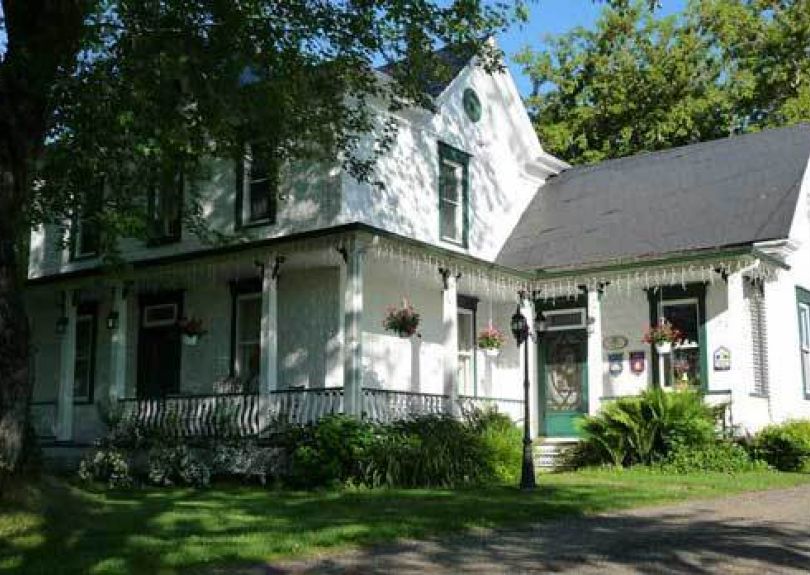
top-left (71, 181), bottom-right (103, 259)
top-left (147, 162), bottom-right (183, 245)
top-left (439, 142), bottom-right (469, 247)
top-left (236, 146), bottom-right (277, 228)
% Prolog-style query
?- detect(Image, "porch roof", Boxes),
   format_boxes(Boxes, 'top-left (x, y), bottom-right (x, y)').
top-left (497, 123), bottom-right (810, 272)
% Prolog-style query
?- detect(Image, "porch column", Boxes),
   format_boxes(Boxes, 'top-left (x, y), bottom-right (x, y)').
top-left (520, 296), bottom-right (540, 438)
top-left (108, 283), bottom-right (129, 402)
top-left (586, 286), bottom-right (604, 416)
top-left (56, 289), bottom-right (77, 442)
top-left (441, 269), bottom-right (460, 415)
top-left (260, 255), bottom-right (281, 394)
top-left (343, 239), bottom-right (366, 416)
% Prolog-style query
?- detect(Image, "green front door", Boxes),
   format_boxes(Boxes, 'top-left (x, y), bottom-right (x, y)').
top-left (540, 330), bottom-right (588, 437)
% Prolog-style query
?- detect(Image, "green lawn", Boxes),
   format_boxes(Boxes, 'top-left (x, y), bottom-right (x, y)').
top-left (1, 469), bottom-right (809, 574)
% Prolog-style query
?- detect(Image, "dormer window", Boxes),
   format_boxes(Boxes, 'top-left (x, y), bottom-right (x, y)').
top-left (71, 182), bottom-right (103, 259)
top-left (237, 146), bottom-right (277, 228)
top-left (147, 162), bottom-right (183, 245)
top-left (439, 142), bottom-right (469, 247)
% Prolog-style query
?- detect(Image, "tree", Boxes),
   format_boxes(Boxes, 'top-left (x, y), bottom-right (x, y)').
top-left (517, 0), bottom-right (810, 164)
top-left (0, 0), bottom-right (524, 473)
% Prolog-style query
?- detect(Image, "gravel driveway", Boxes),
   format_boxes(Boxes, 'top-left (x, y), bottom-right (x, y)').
top-left (267, 485), bottom-right (810, 574)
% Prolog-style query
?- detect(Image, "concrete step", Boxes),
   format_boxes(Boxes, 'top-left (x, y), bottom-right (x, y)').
top-left (534, 438), bottom-right (579, 471)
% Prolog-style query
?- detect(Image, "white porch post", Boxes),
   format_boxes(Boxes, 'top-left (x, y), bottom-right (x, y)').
top-left (586, 286), bottom-right (604, 416)
top-left (56, 290), bottom-right (77, 442)
top-left (343, 240), bottom-right (366, 416)
top-left (520, 296), bottom-right (539, 438)
top-left (108, 284), bottom-right (129, 402)
top-left (260, 255), bottom-right (281, 394)
top-left (441, 269), bottom-right (459, 415)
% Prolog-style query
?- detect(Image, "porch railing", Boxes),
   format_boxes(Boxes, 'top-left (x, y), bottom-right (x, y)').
top-left (361, 388), bottom-right (448, 423)
top-left (117, 387), bottom-right (526, 438)
top-left (119, 387), bottom-right (344, 438)
top-left (458, 395), bottom-right (525, 423)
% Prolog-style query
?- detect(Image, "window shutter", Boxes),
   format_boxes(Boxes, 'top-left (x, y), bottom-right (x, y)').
top-left (746, 279), bottom-right (769, 396)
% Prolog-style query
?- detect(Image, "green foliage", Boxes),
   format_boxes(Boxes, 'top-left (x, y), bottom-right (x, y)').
top-left (751, 420), bottom-right (810, 472)
top-left (578, 388), bottom-right (716, 467)
top-left (147, 443), bottom-right (211, 488)
top-left (517, 0), bottom-right (810, 164)
top-left (283, 415), bottom-right (377, 489)
top-left (282, 409), bottom-right (522, 489)
top-left (661, 441), bottom-right (769, 474)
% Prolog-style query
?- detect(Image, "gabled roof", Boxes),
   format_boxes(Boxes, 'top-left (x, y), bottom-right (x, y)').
top-left (496, 123), bottom-right (810, 272)
top-left (377, 43), bottom-right (475, 98)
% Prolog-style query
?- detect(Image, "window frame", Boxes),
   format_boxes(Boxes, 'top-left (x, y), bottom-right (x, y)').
top-left (235, 292), bottom-right (262, 384)
top-left (796, 287), bottom-right (810, 400)
top-left (646, 284), bottom-right (709, 390)
top-left (229, 277), bottom-right (263, 385)
top-left (438, 142), bottom-right (470, 248)
top-left (146, 163), bottom-right (183, 246)
top-left (235, 146), bottom-right (278, 230)
top-left (70, 181), bottom-right (104, 260)
top-left (73, 303), bottom-right (98, 404)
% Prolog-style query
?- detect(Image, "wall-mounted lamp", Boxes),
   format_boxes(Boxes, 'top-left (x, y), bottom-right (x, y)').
top-left (534, 310), bottom-right (547, 334)
top-left (106, 310), bottom-right (120, 331)
top-left (55, 316), bottom-right (69, 335)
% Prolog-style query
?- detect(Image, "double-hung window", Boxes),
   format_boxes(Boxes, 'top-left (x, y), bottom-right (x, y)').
top-left (147, 162), bottom-right (183, 244)
top-left (235, 292), bottom-right (262, 390)
top-left (73, 304), bottom-right (97, 402)
top-left (72, 181), bottom-right (103, 259)
top-left (439, 143), bottom-right (469, 246)
top-left (237, 146), bottom-right (277, 227)
top-left (797, 287), bottom-right (810, 398)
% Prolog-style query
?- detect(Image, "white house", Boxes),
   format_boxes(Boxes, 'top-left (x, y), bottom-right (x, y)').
top-left (25, 44), bottom-right (810, 448)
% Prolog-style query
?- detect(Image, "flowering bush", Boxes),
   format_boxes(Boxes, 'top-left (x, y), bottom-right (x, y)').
top-left (477, 324), bottom-right (506, 351)
top-left (642, 319), bottom-right (683, 346)
top-left (178, 317), bottom-right (207, 337)
top-left (383, 299), bottom-right (420, 337)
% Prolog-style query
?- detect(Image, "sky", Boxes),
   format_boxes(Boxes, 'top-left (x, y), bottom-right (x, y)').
top-left (499, 0), bottom-right (687, 95)
top-left (0, 1), bottom-right (688, 96)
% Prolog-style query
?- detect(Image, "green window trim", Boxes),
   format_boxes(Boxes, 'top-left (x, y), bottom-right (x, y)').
top-left (438, 142), bottom-right (470, 248)
top-left (796, 286), bottom-right (810, 400)
top-left (645, 283), bottom-right (709, 391)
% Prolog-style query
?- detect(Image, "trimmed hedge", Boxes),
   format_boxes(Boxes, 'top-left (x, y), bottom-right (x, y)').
top-left (751, 420), bottom-right (810, 472)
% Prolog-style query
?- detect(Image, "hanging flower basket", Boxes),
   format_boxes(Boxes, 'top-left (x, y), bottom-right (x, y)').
top-left (642, 319), bottom-right (682, 355)
top-left (179, 317), bottom-right (207, 346)
top-left (478, 324), bottom-right (506, 357)
top-left (383, 299), bottom-right (420, 338)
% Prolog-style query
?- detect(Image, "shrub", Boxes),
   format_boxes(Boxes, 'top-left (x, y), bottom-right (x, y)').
top-left (210, 440), bottom-right (279, 485)
top-left (468, 409), bottom-right (522, 483)
top-left (751, 420), bottom-right (810, 472)
top-left (579, 389), bottom-right (715, 467)
top-left (661, 441), bottom-right (769, 474)
top-left (283, 415), bottom-right (376, 488)
top-left (78, 447), bottom-right (133, 488)
top-left (147, 442), bottom-right (211, 487)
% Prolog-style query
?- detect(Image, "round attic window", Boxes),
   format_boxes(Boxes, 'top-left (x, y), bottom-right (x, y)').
top-left (463, 88), bottom-right (482, 122)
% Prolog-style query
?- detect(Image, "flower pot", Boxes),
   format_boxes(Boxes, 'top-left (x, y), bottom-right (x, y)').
top-left (655, 341), bottom-right (672, 354)
top-left (182, 334), bottom-right (200, 346)
top-left (484, 348), bottom-right (500, 358)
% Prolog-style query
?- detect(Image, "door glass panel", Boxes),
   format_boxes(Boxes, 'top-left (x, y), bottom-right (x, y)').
top-left (661, 300), bottom-right (700, 387)
top-left (545, 332), bottom-right (585, 412)
top-left (457, 310), bottom-right (474, 396)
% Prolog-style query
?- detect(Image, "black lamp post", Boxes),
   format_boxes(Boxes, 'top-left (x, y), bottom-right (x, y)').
top-left (510, 305), bottom-right (536, 491)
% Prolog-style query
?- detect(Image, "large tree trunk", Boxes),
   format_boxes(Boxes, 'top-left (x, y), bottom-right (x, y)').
top-left (0, 192), bottom-right (31, 471)
top-left (0, 0), bottom-right (87, 473)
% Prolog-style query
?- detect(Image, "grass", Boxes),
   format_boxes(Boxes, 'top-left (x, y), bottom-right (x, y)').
top-left (1, 469), bottom-right (809, 574)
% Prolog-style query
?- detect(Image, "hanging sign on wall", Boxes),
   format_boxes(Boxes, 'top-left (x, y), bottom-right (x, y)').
top-left (603, 335), bottom-right (629, 351)
top-left (713, 346), bottom-right (731, 371)
top-left (608, 353), bottom-right (624, 376)
top-left (629, 351), bottom-right (646, 375)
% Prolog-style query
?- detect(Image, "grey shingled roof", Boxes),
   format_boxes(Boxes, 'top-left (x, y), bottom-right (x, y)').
top-left (378, 43), bottom-right (474, 98)
top-left (497, 123), bottom-right (810, 272)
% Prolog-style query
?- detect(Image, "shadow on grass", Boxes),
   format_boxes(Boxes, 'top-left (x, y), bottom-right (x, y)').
top-left (1, 475), bottom-right (809, 574)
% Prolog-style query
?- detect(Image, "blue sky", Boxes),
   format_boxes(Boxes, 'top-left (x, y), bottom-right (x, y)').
top-left (499, 0), bottom-right (686, 95)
